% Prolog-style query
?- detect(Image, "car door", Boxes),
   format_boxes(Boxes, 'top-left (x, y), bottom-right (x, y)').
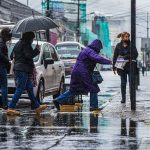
top-left (42, 44), bottom-right (55, 90)
top-left (49, 45), bottom-right (62, 88)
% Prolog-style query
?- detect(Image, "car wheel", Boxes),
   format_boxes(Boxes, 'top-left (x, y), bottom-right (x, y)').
top-left (36, 80), bottom-right (45, 104)
top-left (53, 79), bottom-right (64, 99)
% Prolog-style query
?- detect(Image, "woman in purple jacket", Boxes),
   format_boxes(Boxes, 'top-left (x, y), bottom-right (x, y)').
top-left (53, 39), bottom-right (112, 111)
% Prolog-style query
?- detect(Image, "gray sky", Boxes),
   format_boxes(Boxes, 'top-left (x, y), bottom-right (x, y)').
top-left (16, 0), bottom-right (150, 37)
top-left (16, 0), bottom-right (150, 13)
top-left (16, 0), bottom-right (41, 12)
top-left (87, 0), bottom-right (150, 33)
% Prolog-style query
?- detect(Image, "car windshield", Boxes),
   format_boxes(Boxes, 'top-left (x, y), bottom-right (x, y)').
top-left (57, 49), bottom-right (80, 59)
top-left (56, 44), bottom-right (80, 59)
top-left (8, 43), bottom-right (40, 62)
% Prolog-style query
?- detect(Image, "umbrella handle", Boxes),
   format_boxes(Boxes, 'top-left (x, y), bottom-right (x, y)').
top-left (35, 32), bottom-right (38, 45)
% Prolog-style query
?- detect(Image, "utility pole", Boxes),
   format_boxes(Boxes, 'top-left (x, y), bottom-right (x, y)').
top-left (147, 12), bottom-right (149, 38)
top-left (46, 0), bottom-right (50, 42)
top-left (77, 0), bottom-right (80, 42)
top-left (130, 0), bottom-right (136, 110)
top-left (145, 12), bottom-right (149, 75)
top-left (27, 0), bottom-right (29, 6)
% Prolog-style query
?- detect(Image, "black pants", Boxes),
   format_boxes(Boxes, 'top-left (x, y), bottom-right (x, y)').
top-left (120, 71), bottom-right (130, 101)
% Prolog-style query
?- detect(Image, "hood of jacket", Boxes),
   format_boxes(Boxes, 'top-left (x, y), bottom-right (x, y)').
top-left (88, 39), bottom-right (103, 53)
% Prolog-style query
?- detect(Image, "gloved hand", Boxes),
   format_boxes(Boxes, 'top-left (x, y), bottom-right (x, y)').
top-left (35, 44), bottom-right (40, 50)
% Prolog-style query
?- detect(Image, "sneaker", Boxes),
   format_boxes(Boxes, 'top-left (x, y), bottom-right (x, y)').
top-left (7, 109), bottom-right (20, 116)
top-left (35, 104), bottom-right (48, 114)
top-left (53, 100), bottom-right (60, 110)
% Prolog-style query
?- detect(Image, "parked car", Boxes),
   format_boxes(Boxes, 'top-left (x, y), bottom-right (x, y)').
top-left (55, 41), bottom-right (85, 75)
top-left (6, 39), bottom-right (65, 103)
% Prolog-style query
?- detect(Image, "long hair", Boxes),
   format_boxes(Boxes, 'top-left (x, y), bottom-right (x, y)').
top-left (0, 27), bottom-right (12, 39)
top-left (117, 32), bottom-right (130, 46)
top-left (117, 32), bottom-right (130, 39)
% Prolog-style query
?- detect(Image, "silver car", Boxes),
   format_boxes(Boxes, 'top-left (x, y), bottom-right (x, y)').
top-left (7, 39), bottom-right (65, 103)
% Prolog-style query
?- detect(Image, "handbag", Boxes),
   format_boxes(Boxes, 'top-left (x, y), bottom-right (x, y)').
top-left (92, 66), bottom-right (103, 84)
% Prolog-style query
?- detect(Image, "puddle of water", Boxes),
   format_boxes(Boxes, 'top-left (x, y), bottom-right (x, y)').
top-left (0, 111), bottom-right (148, 150)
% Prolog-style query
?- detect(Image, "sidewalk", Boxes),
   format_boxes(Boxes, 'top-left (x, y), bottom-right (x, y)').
top-left (102, 72), bottom-right (150, 122)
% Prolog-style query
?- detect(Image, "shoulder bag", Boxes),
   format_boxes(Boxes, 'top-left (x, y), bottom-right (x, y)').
top-left (92, 66), bottom-right (103, 84)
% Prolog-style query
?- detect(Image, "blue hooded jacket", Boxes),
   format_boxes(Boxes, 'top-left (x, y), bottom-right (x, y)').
top-left (70, 39), bottom-right (111, 94)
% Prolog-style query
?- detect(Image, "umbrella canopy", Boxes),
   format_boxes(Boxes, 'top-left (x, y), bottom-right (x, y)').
top-left (12, 15), bottom-right (58, 33)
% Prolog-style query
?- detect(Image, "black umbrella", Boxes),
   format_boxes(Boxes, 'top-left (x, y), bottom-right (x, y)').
top-left (12, 15), bottom-right (58, 33)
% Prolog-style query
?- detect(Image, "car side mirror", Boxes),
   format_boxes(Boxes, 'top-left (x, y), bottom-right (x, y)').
top-left (44, 58), bottom-right (54, 69)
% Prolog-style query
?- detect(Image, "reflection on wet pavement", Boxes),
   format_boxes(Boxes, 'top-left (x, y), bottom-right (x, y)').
top-left (0, 72), bottom-right (146, 149)
top-left (0, 106), bottom-right (148, 150)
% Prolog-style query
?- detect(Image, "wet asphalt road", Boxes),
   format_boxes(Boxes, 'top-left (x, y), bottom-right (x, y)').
top-left (0, 71), bottom-right (148, 150)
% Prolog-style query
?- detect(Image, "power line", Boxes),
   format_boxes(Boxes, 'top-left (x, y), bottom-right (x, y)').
top-left (136, 24), bottom-right (147, 29)
top-left (87, 2), bottom-right (150, 19)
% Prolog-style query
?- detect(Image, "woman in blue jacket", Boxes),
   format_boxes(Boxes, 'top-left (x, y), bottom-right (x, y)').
top-left (53, 39), bottom-right (112, 111)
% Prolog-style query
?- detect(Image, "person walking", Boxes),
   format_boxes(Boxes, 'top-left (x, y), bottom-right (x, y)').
top-left (142, 66), bottom-right (145, 76)
top-left (7, 32), bottom-right (47, 115)
top-left (113, 32), bottom-right (138, 103)
top-left (53, 39), bottom-right (112, 111)
top-left (0, 28), bottom-right (12, 109)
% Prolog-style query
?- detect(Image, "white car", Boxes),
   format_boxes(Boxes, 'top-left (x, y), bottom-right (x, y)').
top-left (7, 39), bottom-right (65, 103)
top-left (55, 41), bottom-right (85, 75)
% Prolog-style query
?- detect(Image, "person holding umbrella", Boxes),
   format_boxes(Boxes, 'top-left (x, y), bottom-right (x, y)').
top-left (7, 32), bottom-right (47, 115)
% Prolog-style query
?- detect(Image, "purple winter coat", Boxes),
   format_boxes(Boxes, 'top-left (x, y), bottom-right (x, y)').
top-left (70, 39), bottom-right (112, 94)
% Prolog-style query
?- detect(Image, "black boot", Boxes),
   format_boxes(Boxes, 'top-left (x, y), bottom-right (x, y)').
top-left (121, 86), bottom-right (126, 103)
top-left (121, 97), bottom-right (126, 103)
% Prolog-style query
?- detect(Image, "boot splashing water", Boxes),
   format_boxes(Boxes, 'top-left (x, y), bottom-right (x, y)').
top-left (7, 109), bottom-right (21, 116)
top-left (35, 104), bottom-right (48, 114)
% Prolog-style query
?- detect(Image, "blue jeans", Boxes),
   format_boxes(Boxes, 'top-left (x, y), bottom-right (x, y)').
top-left (0, 66), bottom-right (8, 107)
top-left (55, 90), bottom-right (98, 109)
top-left (9, 71), bottom-right (40, 109)
top-left (90, 92), bottom-right (98, 110)
top-left (55, 90), bottom-right (76, 105)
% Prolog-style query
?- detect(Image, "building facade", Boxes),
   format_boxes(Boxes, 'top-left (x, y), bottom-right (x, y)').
top-left (41, 0), bottom-right (87, 43)
top-left (0, 0), bottom-right (41, 23)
